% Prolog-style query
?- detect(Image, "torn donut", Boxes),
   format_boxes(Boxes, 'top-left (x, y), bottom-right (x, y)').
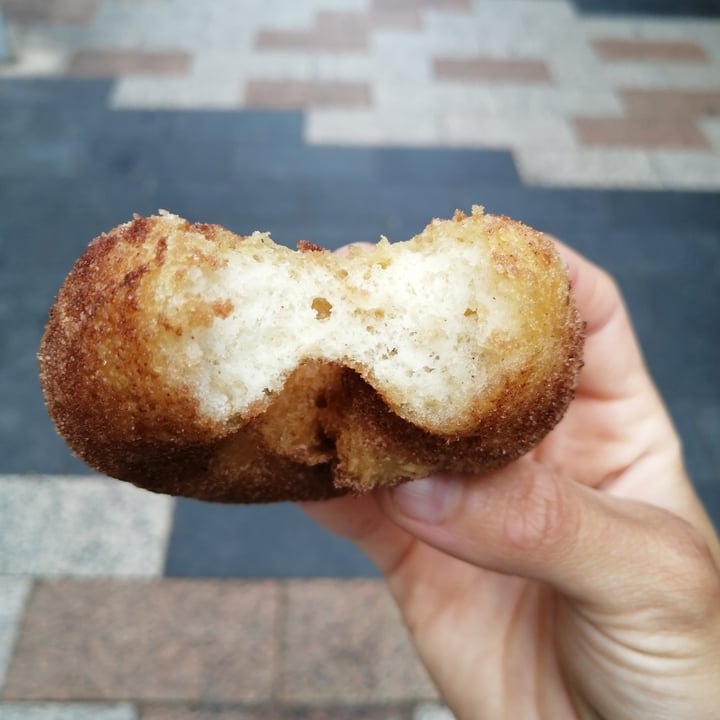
top-left (38, 206), bottom-right (584, 503)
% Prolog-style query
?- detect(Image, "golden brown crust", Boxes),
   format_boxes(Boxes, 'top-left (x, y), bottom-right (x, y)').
top-left (38, 209), bottom-right (584, 503)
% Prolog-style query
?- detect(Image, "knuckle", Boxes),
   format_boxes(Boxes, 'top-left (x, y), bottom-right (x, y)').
top-left (502, 467), bottom-right (579, 556)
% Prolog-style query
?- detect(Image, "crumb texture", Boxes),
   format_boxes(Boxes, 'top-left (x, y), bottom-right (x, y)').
top-left (39, 207), bottom-right (584, 502)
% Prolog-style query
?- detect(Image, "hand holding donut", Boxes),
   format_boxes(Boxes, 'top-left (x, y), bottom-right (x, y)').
top-left (301, 241), bottom-right (720, 720)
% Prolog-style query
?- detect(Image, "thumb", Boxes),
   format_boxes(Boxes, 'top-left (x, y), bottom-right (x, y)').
top-left (381, 460), bottom-right (717, 610)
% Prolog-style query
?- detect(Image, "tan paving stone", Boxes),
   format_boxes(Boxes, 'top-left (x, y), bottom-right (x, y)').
top-left (245, 80), bottom-right (371, 109)
top-left (1, 0), bottom-right (97, 25)
top-left (372, 0), bottom-right (470, 11)
top-left (2, 580), bottom-right (279, 702)
top-left (279, 580), bottom-right (436, 705)
top-left (67, 50), bottom-right (191, 77)
top-left (573, 115), bottom-right (708, 148)
top-left (139, 704), bottom-right (412, 719)
top-left (592, 38), bottom-right (709, 63)
top-left (434, 57), bottom-right (551, 84)
top-left (621, 89), bottom-right (720, 118)
top-left (368, 9), bottom-right (422, 30)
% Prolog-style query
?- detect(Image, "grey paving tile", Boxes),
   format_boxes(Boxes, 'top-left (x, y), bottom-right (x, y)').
top-left (165, 500), bottom-right (379, 578)
top-left (167, 110), bottom-right (304, 146)
top-left (571, 0), bottom-right (720, 16)
top-left (0, 704), bottom-right (137, 720)
top-left (297, 178), bottom-right (456, 230)
top-left (667, 400), bottom-right (720, 486)
top-left (695, 404), bottom-right (720, 466)
top-left (614, 271), bottom-right (720, 405)
top-left (564, 229), bottom-right (720, 276)
top-left (0, 10), bottom-right (9, 63)
top-left (0, 475), bottom-right (172, 575)
top-left (0, 578), bottom-right (32, 688)
top-left (0, 79), bottom-right (112, 108)
top-left (0, 134), bottom-right (88, 178)
top-left (235, 143), bottom-right (375, 181)
top-left (695, 482), bottom-right (720, 532)
top-left (373, 147), bottom-right (519, 185)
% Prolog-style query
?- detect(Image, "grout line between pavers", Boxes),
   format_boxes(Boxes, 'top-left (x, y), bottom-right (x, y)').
top-left (0, 577), bottom-right (35, 698)
top-left (271, 579), bottom-right (288, 703)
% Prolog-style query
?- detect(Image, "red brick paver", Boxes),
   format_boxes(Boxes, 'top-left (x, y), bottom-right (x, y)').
top-left (621, 89), bottom-right (720, 118)
top-left (2, 580), bottom-right (278, 702)
top-left (372, 0), bottom-right (471, 11)
top-left (2, 579), bottom-right (437, 708)
top-left (139, 704), bottom-right (413, 719)
top-left (1, 0), bottom-right (98, 24)
top-left (67, 50), bottom-right (191, 77)
top-left (434, 57), bottom-right (552, 84)
top-left (245, 81), bottom-right (372, 109)
top-left (573, 116), bottom-right (708, 148)
top-left (279, 580), bottom-right (436, 704)
top-left (592, 38), bottom-right (708, 63)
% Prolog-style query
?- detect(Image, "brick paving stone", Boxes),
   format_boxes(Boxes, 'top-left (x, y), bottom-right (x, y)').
top-left (279, 580), bottom-right (437, 705)
top-left (0, 578), bottom-right (32, 688)
top-left (372, 0), bottom-right (470, 11)
top-left (1, 0), bottom-right (98, 25)
top-left (0, 8), bottom-right (9, 61)
top-left (140, 704), bottom-right (413, 719)
top-left (621, 88), bottom-right (720, 117)
top-left (2, 580), bottom-right (278, 702)
top-left (67, 50), bottom-right (191, 77)
top-left (573, 116), bottom-right (709, 148)
top-left (245, 80), bottom-right (371, 109)
top-left (592, 38), bottom-right (709, 62)
top-left (434, 57), bottom-right (552, 84)
top-left (0, 476), bottom-right (172, 576)
top-left (0, 703), bottom-right (137, 720)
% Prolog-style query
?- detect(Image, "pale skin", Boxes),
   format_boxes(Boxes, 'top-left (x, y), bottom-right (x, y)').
top-left (301, 240), bottom-right (720, 720)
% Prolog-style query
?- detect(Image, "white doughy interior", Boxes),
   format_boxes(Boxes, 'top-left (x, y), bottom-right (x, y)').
top-left (158, 228), bottom-right (523, 431)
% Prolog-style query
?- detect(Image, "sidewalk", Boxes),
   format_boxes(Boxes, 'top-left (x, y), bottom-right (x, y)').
top-left (1, 0), bottom-right (719, 717)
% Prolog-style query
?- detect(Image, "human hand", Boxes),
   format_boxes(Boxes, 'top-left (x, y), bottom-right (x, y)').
top-left (301, 240), bottom-right (720, 719)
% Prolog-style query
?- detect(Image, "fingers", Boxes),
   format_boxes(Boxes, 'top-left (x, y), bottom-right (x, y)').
top-left (381, 462), bottom-right (720, 613)
top-left (547, 236), bottom-right (654, 403)
top-left (551, 238), bottom-right (621, 338)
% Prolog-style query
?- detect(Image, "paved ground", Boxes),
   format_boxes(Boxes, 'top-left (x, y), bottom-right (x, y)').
top-left (1, 0), bottom-right (719, 717)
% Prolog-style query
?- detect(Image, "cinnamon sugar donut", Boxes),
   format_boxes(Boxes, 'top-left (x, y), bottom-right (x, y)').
top-left (38, 207), bottom-right (583, 502)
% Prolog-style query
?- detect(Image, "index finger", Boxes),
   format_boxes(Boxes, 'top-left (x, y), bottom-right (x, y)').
top-left (549, 235), bottom-right (654, 403)
top-left (551, 237), bottom-right (622, 338)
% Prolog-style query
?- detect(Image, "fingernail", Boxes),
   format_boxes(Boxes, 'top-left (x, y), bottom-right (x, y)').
top-left (391, 476), bottom-right (462, 525)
